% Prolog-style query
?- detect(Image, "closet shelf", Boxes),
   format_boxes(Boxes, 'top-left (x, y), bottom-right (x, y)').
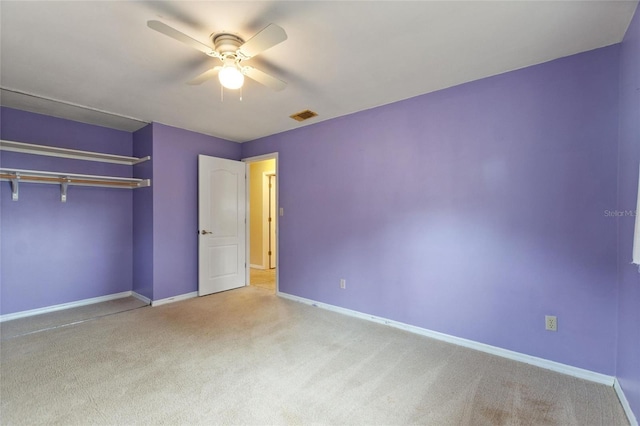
top-left (0, 140), bottom-right (151, 165)
top-left (1, 168), bottom-right (151, 202)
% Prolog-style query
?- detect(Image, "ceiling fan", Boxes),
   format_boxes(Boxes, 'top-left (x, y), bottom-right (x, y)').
top-left (147, 20), bottom-right (287, 91)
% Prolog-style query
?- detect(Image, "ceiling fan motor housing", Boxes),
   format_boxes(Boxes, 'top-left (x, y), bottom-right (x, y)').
top-left (212, 33), bottom-right (244, 56)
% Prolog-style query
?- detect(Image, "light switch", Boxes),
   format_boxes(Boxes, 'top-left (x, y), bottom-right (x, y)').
top-left (279, 207), bottom-right (284, 216)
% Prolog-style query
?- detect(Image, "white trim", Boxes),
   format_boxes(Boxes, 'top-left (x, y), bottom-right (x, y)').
top-left (277, 292), bottom-right (615, 386)
top-left (244, 160), bottom-right (252, 287)
top-left (269, 173), bottom-right (277, 269)
top-left (633, 164), bottom-right (640, 264)
top-left (0, 291), bottom-right (133, 322)
top-left (151, 291), bottom-right (198, 307)
top-left (262, 172), bottom-right (270, 269)
top-left (132, 292), bottom-right (151, 305)
top-left (250, 264), bottom-right (266, 270)
top-left (242, 152), bottom-right (279, 294)
top-left (242, 153), bottom-right (279, 163)
top-left (615, 378), bottom-right (639, 426)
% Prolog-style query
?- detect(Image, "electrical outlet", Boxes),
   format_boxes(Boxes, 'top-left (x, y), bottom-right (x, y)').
top-left (340, 279), bottom-right (346, 289)
top-left (545, 315), bottom-right (557, 331)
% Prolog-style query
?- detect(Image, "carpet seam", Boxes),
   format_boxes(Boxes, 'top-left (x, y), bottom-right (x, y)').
top-left (0, 304), bottom-right (150, 342)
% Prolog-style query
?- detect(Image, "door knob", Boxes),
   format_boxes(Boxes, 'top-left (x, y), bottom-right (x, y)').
top-left (201, 230), bottom-right (212, 235)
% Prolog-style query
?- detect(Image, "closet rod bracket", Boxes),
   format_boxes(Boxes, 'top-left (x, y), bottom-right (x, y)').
top-left (10, 174), bottom-right (19, 201)
top-left (61, 178), bottom-right (70, 202)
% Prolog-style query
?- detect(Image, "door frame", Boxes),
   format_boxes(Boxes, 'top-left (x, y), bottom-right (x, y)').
top-left (242, 152), bottom-right (279, 293)
top-left (267, 170), bottom-right (278, 269)
top-left (263, 172), bottom-right (276, 269)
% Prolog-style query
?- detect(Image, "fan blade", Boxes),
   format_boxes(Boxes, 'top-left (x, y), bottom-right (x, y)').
top-left (244, 67), bottom-right (287, 91)
top-left (187, 67), bottom-right (222, 85)
top-left (147, 20), bottom-right (217, 57)
top-left (238, 24), bottom-right (287, 58)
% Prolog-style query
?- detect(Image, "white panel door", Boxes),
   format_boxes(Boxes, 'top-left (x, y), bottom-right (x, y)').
top-left (198, 155), bottom-right (246, 296)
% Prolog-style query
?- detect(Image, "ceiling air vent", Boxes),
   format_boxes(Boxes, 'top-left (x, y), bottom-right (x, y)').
top-left (290, 109), bottom-right (318, 122)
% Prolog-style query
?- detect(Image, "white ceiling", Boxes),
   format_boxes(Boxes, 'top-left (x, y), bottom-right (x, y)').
top-left (1, 1), bottom-right (637, 143)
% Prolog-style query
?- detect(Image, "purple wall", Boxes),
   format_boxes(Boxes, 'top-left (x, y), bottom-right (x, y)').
top-left (132, 124), bottom-right (154, 300)
top-left (242, 46), bottom-right (621, 374)
top-left (0, 107), bottom-right (133, 315)
top-left (150, 123), bottom-right (241, 300)
top-left (616, 4), bottom-right (640, 419)
top-left (0, 20), bottom-right (635, 411)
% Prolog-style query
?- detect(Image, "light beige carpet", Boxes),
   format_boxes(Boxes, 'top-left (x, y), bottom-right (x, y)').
top-left (0, 287), bottom-right (629, 425)
top-left (250, 267), bottom-right (276, 292)
top-left (0, 296), bottom-right (148, 341)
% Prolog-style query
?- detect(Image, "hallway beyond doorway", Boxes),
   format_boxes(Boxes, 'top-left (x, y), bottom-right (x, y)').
top-left (250, 268), bottom-right (276, 292)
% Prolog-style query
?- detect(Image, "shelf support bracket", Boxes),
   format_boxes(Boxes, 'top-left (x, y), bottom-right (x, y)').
top-left (61, 178), bottom-right (70, 202)
top-left (10, 174), bottom-right (19, 201)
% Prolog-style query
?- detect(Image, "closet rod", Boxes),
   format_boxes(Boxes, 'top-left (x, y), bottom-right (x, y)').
top-left (1, 168), bottom-right (151, 202)
top-left (0, 173), bottom-right (143, 187)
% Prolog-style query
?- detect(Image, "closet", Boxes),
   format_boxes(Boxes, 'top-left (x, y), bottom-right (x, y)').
top-left (0, 140), bottom-right (151, 201)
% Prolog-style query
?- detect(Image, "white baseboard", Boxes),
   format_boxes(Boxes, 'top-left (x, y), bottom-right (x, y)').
top-left (250, 264), bottom-right (266, 270)
top-left (615, 378), bottom-right (639, 426)
top-left (277, 292), bottom-right (615, 386)
top-left (0, 291), bottom-right (133, 322)
top-left (132, 292), bottom-right (151, 305)
top-left (151, 291), bottom-right (198, 307)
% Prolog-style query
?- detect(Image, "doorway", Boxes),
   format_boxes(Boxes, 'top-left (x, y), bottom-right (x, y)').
top-left (244, 154), bottom-right (278, 293)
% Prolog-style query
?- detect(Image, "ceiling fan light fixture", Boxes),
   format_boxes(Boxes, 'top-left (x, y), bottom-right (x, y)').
top-left (218, 64), bottom-right (244, 90)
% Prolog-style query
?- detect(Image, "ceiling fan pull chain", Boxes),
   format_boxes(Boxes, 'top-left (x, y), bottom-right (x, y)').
top-left (240, 86), bottom-right (243, 102)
